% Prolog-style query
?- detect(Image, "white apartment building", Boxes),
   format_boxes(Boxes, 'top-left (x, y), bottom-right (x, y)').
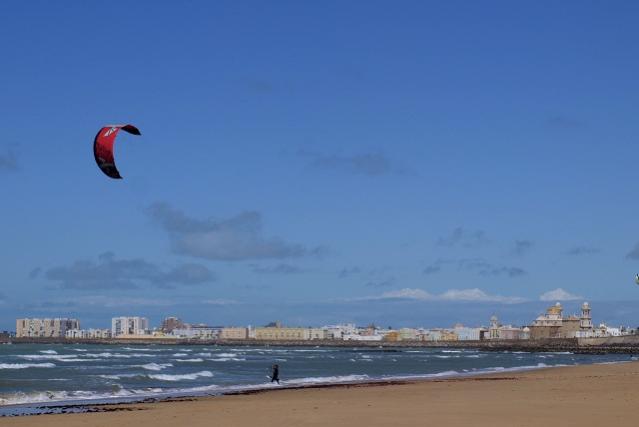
top-left (323, 324), bottom-right (357, 340)
top-left (65, 328), bottom-right (112, 339)
top-left (111, 316), bottom-right (149, 337)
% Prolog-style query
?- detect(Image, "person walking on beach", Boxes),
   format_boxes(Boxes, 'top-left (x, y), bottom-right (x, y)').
top-left (270, 364), bottom-right (280, 384)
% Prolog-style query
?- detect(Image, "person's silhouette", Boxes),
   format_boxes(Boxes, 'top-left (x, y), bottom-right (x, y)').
top-left (270, 364), bottom-right (280, 384)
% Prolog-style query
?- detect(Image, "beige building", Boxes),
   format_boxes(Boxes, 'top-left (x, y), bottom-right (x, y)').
top-left (486, 316), bottom-right (528, 340)
top-left (16, 318), bottom-right (80, 338)
top-left (307, 328), bottom-right (325, 340)
top-left (529, 302), bottom-right (593, 339)
top-left (254, 327), bottom-right (323, 340)
top-left (399, 328), bottom-right (419, 340)
top-left (440, 330), bottom-right (458, 341)
top-left (220, 327), bottom-right (249, 340)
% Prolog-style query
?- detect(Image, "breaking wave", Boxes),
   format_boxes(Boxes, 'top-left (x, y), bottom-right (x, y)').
top-left (0, 363), bottom-right (56, 370)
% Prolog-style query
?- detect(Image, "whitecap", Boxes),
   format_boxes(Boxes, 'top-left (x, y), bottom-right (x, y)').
top-left (0, 363), bottom-right (56, 369)
top-left (148, 371), bottom-right (213, 381)
top-left (138, 363), bottom-right (173, 371)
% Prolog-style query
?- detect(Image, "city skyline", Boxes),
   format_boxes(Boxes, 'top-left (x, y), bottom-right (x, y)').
top-left (12, 300), bottom-right (628, 342)
top-left (8, 299), bottom-right (632, 333)
top-left (3, 2), bottom-right (639, 330)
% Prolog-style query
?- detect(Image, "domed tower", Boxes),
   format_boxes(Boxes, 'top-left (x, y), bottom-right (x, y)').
top-left (580, 302), bottom-right (593, 330)
top-left (489, 315), bottom-right (499, 339)
top-left (490, 315), bottom-right (498, 328)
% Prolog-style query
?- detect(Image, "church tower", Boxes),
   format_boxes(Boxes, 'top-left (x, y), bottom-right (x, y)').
top-left (580, 302), bottom-right (593, 330)
top-left (489, 315), bottom-right (499, 339)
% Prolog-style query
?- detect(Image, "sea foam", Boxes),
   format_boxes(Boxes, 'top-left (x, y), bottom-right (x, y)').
top-left (0, 363), bottom-right (56, 369)
top-left (148, 371), bottom-right (214, 381)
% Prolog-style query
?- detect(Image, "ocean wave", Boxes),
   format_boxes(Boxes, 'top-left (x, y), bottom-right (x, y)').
top-left (173, 358), bottom-right (204, 363)
top-left (0, 363), bottom-right (56, 370)
top-left (0, 387), bottom-right (139, 406)
top-left (39, 350), bottom-right (58, 355)
top-left (148, 371), bottom-right (213, 381)
top-left (216, 353), bottom-right (238, 358)
top-left (81, 352), bottom-right (155, 359)
top-left (19, 354), bottom-right (76, 360)
top-left (18, 354), bottom-right (104, 363)
top-left (173, 353), bottom-right (188, 357)
top-left (196, 352), bottom-right (212, 357)
top-left (208, 357), bottom-right (246, 362)
top-left (138, 363), bottom-right (173, 371)
top-left (284, 374), bottom-right (370, 385)
top-left (0, 362), bottom-right (577, 410)
top-left (98, 374), bottom-right (123, 380)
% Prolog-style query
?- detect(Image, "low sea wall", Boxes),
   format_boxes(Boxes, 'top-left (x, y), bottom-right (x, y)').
top-left (578, 335), bottom-right (639, 347)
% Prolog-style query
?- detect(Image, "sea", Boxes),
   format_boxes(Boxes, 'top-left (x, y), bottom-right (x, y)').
top-left (0, 343), bottom-right (633, 416)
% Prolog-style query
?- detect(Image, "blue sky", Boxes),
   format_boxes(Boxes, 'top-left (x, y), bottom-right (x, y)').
top-left (2, 1), bottom-right (639, 330)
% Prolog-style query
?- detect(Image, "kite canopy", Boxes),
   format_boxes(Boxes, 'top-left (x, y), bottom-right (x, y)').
top-left (93, 124), bottom-right (141, 179)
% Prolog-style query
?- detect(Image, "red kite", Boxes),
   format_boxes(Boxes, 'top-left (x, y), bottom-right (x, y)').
top-left (93, 124), bottom-right (141, 179)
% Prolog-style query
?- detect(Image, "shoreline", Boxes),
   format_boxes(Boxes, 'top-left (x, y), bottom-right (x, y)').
top-left (3, 361), bottom-right (639, 426)
top-left (5, 337), bottom-right (639, 354)
top-left (0, 359), bottom-right (626, 417)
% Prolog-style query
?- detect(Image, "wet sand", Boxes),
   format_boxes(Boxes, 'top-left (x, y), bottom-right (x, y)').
top-left (2, 361), bottom-right (639, 427)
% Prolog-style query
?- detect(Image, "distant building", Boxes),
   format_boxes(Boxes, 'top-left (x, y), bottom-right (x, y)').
top-left (65, 328), bottom-right (111, 339)
top-left (161, 317), bottom-right (184, 333)
top-left (383, 331), bottom-right (400, 341)
top-left (307, 328), bottom-right (325, 340)
top-left (420, 329), bottom-right (442, 341)
top-left (576, 322), bottom-right (627, 338)
top-left (219, 327), bottom-right (248, 340)
top-left (453, 324), bottom-right (481, 341)
top-left (111, 317), bottom-right (149, 337)
top-left (16, 318), bottom-right (80, 338)
top-left (529, 302), bottom-right (593, 339)
top-left (439, 330), bottom-right (458, 341)
top-left (485, 316), bottom-right (528, 340)
top-left (172, 327), bottom-right (218, 339)
top-left (323, 324), bottom-right (357, 340)
top-left (580, 302), bottom-right (593, 329)
top-left (255, 327), bottom-right (309, 340)
top-left (399, 328), bottom-right (419, 340)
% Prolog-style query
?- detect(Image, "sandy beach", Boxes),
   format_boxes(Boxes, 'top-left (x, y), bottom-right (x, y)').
top-left (2, 361), bottom-right (638, 427)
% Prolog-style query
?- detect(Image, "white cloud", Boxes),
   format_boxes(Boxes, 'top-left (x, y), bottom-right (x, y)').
top-left (356, 287), bottom-right (525, 304)
top-left (202, 299), bottom-right (240, 305)
top-left (539, 288), bottom-right (583, 302)
top-left (438, 288), bottom-right (525, 303)
top-left (379, 288), bottom-right (432, 300)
